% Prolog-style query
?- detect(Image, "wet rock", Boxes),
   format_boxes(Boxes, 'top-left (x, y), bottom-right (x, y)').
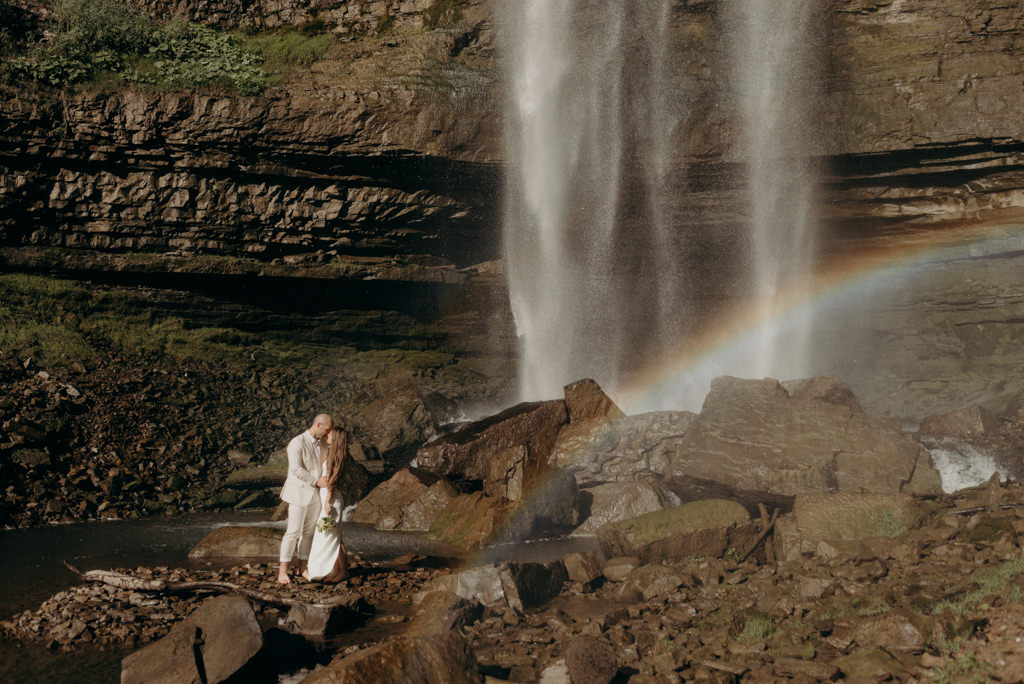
top-left (283, 595), bottom-right (373, 639)
top-left (304, 631), bottom-right (479, 684)
top-left (349, 467), bottom-right (458, 531)
top-left (774, 493), bottom-right (929, 561)
top-left (596, 499), bottom-right (752, 562)
top-left (434, 561), bottom-right (567, 612)
top-left (428, 491), bottom-right (515, 549)
top-left (552, 410), bottom-right (696, 485)
top-left (573, 481), bottom-right (668, 535)
top-left (416, 400), bottom-right (568, 495)
top-left (561, 550), bottom-right (605, 586)
top-left (364, 384), bottom-right (440, 465)
top-left (187, 525), bottom-right (282, 559)
top-left (121, 595), bottom-right (262, 684)
top-left (671, 376), bottom-right (943, 496)
top-left (564, 378), bottom-right (626, 424)
top-left (565, 635), bottom-right (618, 684)
top-left (920, 404), bottom-right (996, 437)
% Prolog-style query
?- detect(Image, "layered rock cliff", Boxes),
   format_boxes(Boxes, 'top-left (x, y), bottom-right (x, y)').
top-left (2, 0), bottom-right (1024, 417)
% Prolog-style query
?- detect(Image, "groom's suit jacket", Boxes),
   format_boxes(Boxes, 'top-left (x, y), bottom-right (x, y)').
top-left (280, 431), bottom-right (321, 505)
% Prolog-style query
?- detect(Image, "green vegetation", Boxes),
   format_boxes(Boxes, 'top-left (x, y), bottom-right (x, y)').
top-left (129, 21), bottom-right (268, 95)
top-left (931, 652), bottom-right (994, 684)
top-left (0, 0), bottom-right (341, 94)
top-left (932, 558), bottom-right (1024, 616)
top-left (737, 615), bottom-right (774, 642)
top-left (0, 273), bottom-right (283, 367)
top-left (241, 30), bottom-right (336, 71)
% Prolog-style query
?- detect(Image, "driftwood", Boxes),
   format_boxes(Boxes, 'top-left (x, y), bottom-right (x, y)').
top-left (63, 562), bottom-right (322, 609)
top-left (739, 507), bottom-right (780, 563)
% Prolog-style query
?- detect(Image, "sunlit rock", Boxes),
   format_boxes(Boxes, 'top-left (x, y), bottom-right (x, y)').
top-left (596, 499), bottom-right (757, 563)
top-left (671, 376), bottom-right (943, 495)
top-left (573, 481), bottom-right (668, 536)
top-left (121, 595), bottom-right (262, 684)
top-left (349, 467), bottom-right (458, 532)
top-left (920, 404), bottom-right (996, 437)
top-left (303, 631), bottom-right (479, 684)
top-left (773, 493), bottom-right (929, 561)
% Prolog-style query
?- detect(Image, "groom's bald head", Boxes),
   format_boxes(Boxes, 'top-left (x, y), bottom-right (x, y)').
top-left (310, 413), bottom-right (333, 438)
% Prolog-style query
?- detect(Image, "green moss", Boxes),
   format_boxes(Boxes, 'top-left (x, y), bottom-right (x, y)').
top-left (603, 499), bottom-right (749, 542)
top-left (932, 558), bottom-right (1024, 616)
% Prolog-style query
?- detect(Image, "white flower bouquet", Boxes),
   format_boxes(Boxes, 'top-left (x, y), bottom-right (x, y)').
top-left (317, 516), bottom-right (336, 532)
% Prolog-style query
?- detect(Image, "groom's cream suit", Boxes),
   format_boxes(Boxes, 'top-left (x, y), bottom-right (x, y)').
top-left (279, 430), bottom-right (322, 562)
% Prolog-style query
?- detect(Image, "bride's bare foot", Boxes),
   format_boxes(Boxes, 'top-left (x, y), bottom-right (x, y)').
top-left (301, 569), bottom-right (311, 581)
top-left (277, 572), bottom-right (291, 585)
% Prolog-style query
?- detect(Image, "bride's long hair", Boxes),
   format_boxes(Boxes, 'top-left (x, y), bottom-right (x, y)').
top-left (325, 427), bottom-right (348, 490)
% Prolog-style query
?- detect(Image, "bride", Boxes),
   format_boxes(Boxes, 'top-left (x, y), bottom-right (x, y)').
top-left (303, 426), bottom-right (350, 582)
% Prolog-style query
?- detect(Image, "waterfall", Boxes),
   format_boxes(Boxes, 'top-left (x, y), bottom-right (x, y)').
top-left (499, 1), bottom-right (820, 408)
top-left (730, 0), bottom-right (820, 379)
top-left (499, 0), bottom-right (678, 402)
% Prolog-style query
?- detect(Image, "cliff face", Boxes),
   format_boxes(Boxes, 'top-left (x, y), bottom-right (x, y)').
top-left (2, 0), bottom-right (1024, 416)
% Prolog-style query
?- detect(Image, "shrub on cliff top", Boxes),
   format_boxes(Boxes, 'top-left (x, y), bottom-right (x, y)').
top-left (130, 21), bottom-right (268, 95)
top-left (50, 0), bottom-right (153, 59)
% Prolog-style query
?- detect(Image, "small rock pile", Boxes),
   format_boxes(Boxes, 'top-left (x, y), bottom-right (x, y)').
top-left (0, 559), bottom-right (449, 651)
top-left (0, 348), bottom-right (355, 528)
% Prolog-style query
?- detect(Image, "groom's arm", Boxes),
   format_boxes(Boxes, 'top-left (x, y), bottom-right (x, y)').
top-left (286, 437), bottom-right (318, 487)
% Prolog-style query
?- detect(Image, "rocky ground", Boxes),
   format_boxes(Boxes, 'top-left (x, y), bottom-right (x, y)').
top-left (5, 482), bottom-right (1024, 682)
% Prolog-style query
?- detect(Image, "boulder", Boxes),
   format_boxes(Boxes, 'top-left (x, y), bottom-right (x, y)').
top-left (565, 636), bottom-right (618, 684)
top-left (671, 376), bottom-right (943, 496)
top-left (552, 410), bottom-right (696, 485)
top-left (349, 467), bottom-right (458, 531)
top-left (187, 525), bottom-right (282, 559)
top-left (781, 376), bottom-right (862, 411)
top-left (283, 595), bottom-right (374, 639)
top-left (121, 595), bottom-right (262, 684)
top-left (304, 631), bottom-right (479, 684)
top-left (417, 399), bottom-right (580, 540)
top-left (602, 556), bottom-right (641, 582)
top-left (428, 491), bottom-right (515, 550)
top-left (561, 550), bottom-right (605, 586)
top-left (774, 493), bottom-right (930, 561)
top-left (363, 384), bottom-right (441, 465)
top-left (416, 400), bottom-right (568, 498)
top-left (622, 564), bottom-right (685, 601)
top-left (433, 561), bottom-right (568, 612)
top-left (597, 499), bottom-right (755, 563)
top-left (563, 378), bottom-right (625, 423)
top-left (573, 481), bottom-right (668, 535)
top-left (919, 404), bottom-right (996, 438)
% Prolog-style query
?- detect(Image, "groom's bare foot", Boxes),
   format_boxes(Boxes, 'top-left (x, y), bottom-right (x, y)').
top-left (277, 572), bottom-right (291, 585)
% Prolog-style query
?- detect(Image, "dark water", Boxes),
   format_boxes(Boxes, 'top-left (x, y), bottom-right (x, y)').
top-left (0, 513), bottom-right (596, 683)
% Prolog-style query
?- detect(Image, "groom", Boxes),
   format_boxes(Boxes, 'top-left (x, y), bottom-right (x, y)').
top-left (277, 413), bottom-right (333, 585)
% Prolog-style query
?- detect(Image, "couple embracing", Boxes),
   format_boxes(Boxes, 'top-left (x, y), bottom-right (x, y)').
top-left (277, 414), bottom-right (350, 585)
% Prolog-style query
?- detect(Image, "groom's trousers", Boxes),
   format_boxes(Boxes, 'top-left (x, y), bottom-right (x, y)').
top-left (280, 499), bottom-right (320, 562)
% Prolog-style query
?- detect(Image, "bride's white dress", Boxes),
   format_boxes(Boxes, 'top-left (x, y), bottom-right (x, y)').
top-left (306, 460), bottom-right (343, 581)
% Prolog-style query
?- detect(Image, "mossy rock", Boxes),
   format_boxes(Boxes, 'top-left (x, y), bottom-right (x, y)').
top-left (596, 499), bottom-right (752, 562)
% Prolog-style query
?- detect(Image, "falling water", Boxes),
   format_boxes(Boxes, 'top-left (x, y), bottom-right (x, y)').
top-left (729, 0), bottom-right (820, 379)
top-left (500, 1), bottom-right (820, 408)
top-left (499, 0), bottom-right (679, 402)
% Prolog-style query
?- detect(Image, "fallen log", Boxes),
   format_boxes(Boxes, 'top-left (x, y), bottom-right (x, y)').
top-left (62, 562), bottom-right (350, 610)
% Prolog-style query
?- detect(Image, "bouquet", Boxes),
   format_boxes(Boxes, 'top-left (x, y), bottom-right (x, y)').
top-left (317, 516), bottom-right (336, 533)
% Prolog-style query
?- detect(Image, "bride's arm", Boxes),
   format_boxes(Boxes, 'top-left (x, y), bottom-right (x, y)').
top-left (324, 487), bottom-right (333, 515)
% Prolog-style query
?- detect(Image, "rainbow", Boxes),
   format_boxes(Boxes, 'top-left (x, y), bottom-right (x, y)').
top-left (618, 219), bottom-right (1024, 414)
